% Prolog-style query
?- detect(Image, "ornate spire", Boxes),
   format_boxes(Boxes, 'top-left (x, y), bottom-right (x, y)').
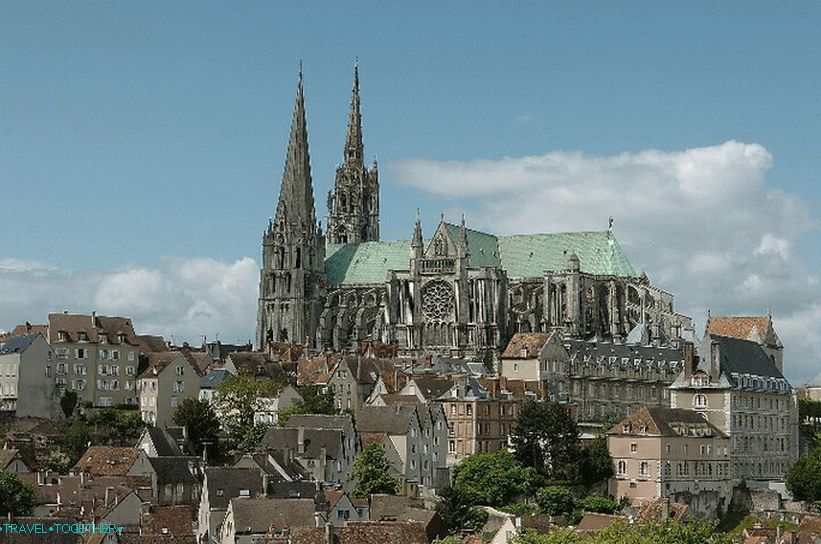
top-left (276, 66), bottom-right (316, 228)
top-left (459, 213), bottom-right (469, 255)
top-left (412, 209), bottom-right (423, 248)
top-left (344, 61), bottom-right (363, 165)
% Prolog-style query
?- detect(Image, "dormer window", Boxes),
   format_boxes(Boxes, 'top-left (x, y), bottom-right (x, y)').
top-left (623, 423), bottom-right (632, 433)
top-left (77, 331), bottom-right (89, 342)
top-left (58, 331), bottom-right (68, 342)
top-left (118, 334), bottom-right (127, 344)
top-left (99, 335), bottom-right (108, 345)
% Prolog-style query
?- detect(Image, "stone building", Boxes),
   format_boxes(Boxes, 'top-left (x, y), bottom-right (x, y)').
top-left (0, 334), bottom-right (58, 419)
top-left (138, 352), bottom-right (201, 427)
top-left (607, 407), bottom-right (731, 512)
top-left (669, 334), bottom-right (798, 482)
top-left (706, 314), bottom-right (784, 373)
top-left (256, 68), bottom-right (691, 359)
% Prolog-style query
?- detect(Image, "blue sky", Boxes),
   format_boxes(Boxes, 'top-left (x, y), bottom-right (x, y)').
top-left (1, 2), bottom-right (820, 379)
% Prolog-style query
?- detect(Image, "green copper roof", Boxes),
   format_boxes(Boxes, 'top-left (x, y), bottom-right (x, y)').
top-left (325, 241), bottom-right (412, 285)
top-left (324, 230), bottom-right (636, 285)
top-left (442, 223), bottom-right (502, 268)
top-left (497, 231), bottom-right (637, 278)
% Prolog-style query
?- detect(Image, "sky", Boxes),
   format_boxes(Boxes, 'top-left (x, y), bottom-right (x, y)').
top-left (1, 2), bottom-right (819, 382)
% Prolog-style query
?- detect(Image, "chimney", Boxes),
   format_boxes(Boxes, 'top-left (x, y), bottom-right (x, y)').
top-left (776, 525), bottom-right (783, 542)
top-left (298, 426), bottom-right (306, 455)
top-left (683, 342), bottom-right (695, 379)
top-left (325, 521), bottom-right (333, 544)
top-left (104, 486), bottom-right (113, 507)
top-left (91, 311), bottom-right (96, 327)
top-left (710, 340), bottom-right (720, 383)
top-left (660, 498), bottom-right (670, 522)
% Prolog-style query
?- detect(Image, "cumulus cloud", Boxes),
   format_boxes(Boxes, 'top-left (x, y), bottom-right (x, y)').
top-left (392, 140), bottom-right (820, 382)
top-left (0, 257), bottom-right (258, 346)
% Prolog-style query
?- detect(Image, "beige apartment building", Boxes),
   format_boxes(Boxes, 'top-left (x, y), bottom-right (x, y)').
top-left (0, 334), bottom-right (59, 419)
top-left (138, 352), bottom-right (201, 427)
top-left (49, 313), bottom-right (142, 406)
top-left (608, 406), bottom-right (731, 509)
top-left (669, 335), bottom-right (798, 482)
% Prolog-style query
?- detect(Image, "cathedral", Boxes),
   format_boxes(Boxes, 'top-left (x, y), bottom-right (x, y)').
top-left (256, 68), bottom-right (693, 359)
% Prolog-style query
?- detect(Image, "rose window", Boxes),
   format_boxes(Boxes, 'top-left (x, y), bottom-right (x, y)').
top-left (421, 280), bottom-right (454, 322)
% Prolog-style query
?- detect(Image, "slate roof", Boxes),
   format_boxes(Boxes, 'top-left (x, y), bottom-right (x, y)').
top-left (0, 448), bottom-right (25, 469)
top-left (376, 394), bottom-right (423, 406)
top-left (502, 332), bottom-right (553, 358)
top-left (357, 406), bottom-right (418, 435)
top-left (138, 352), bottom-right (194, 379)
top-left (700, 334), bottom-right (784, 381)
top-left (406, 375), bottom-right (454, 400)
top-left (148, 457), bottom-right (197, 485)
top-left (228, 352), bottom-right (292, 383)
top-left (136, 335), bottom-right (168, 353)
top-left (565, 339), bottom-right (684, 366)
top-left (324, 230), bottom-right (636, 285)
top-left (286, 414), bottom-right (353, 431)
top-left (201, 368), bottom-right (233, 389)
top-left (260, 428), bottom-right (343, 459)
top-left (204, 467), bottom-right (264, 511)
top-left (230, 498), bottom-right (316, 533)
top-left (142, 427), bottom-right (184, 457)
top-left (0, 333), bottom-right (38, 355)
top-left (74, 447), bottom-right (141, 476)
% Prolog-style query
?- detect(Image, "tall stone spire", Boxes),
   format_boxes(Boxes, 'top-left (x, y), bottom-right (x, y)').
top-left (327, 61), bottom-right (380, 244)
top-left (344, 61), bottom-right (363, 165)
top-left (276, 66), bottom-right (316, 228)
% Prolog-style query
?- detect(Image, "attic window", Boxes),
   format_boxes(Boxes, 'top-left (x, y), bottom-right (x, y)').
top-left (216, 489), bottom-right (224, 496)
top-left (77, 332), bottom-right (89, 342)
top-left (239, 489), bottom-right (250, 497)
top-left (58, 331), bottom-right (67, 342)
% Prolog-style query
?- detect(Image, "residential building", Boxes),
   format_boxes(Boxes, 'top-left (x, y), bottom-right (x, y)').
top-left (138, 352), bottom-right (201, 427)
top-left (0, 448), bottom-right (32, 473)
top-left (253, 384), bottom-right (303, 425)
top-left (200, 368), bottom-right (233, 403)
top-left (706, 314), bottom-right (784, 373)
top-left (607, 407), bottom-right (731, 513)
top-left (356, 403), bottom-right (449, 490)
top-left (284, 414), bottom-right (358, 476)
top-left (260, 425), bottom-right (351, 487)
top-left (197, 467), bottom-right (264, 544)
top-left (323, 489), bottom-right (368, 527)
top-left (48, 312), bottom-right (142, 406)
top-left (498, 331), bottom-right (566, 382)
top-left (0, 334), bottom-right (59, 419)
top-left (326, 356), bottom-right (394, 414)
top-left (148, 456), bottom-right (200, 505)
top-left (216, 497), bottom-right (318, 544)
top-left (669, 335), bottom-right (798, 482)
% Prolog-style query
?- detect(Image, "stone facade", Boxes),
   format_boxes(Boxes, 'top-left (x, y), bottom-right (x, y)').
top-left (256, 70), bottom-right (692, 359)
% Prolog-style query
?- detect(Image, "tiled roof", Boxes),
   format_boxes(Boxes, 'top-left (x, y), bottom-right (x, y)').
top-left (203, 467), bottom-right (264, 511)
top-left (406, 375), bottom-right (454, 400)
top-left (73, 447), bottom-right (141, 477)
top-left (634, 499), bottom-right (688, 524)
top-left (281, 522), bottom-right (430, 544)
top-left (376, 394), bottom-right (423, 406)
top-left (297, 355), bottom-right (335, 386)
top-left (608, 406), bottom-right (725, 438)
top-left (6, 323), bottom-right (49, 339)
top-left (285, 414), bottom-right (353, 431)
top-left (502, 332), bottom-right (553, 358)
top-left (0, 448), bottom-right (23, 469)
top-left (230, 498), bottom-right (316, 533)
top-left (141, 505), bottom-right (195, 536)
top-left (706, 316), bottom-right (777, 344)
top-left (575, 512), bottom-right (626, 535)
top-left (136, 334), bottom-right (168, 353)
top-left (138, 352), bottom-right (192, 379)
top-left (260, 428), bottom-right (343, 459)
top-left (48, 313), bottom-right (140, 345)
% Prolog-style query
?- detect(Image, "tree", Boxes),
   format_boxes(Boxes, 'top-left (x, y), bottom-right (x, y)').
top-left (511, 401), bottom-right (581, 481)
top-left (579, 435), bottom-right (615, 486)
top-left (213, 375), bottom-right (283, 448)
top-left (786, 454), bottom-right (821, 501)
top-left (60, 391), bottom-right (78, 419)
top-left (451, 450), bottom-right (542, 507)
top-left (536, 486), bottom-right (576, 517)
top-left (513, 519), bottom-right (730, 544)
top-left (577, 494), bottom-right (621, 515)
top-left (172, 398), bottom-right (221, 457)
top-left (87, 408), bottom-right (145, 445)
top-left (278, 384), bottom-right (337, 427)
top-left (436, 486), bottom-right (489, 534)
top-left (351, 443), bottom-right (400, 498)
top-left (0, 472), bottom-right (36, 516)
top-left (64, 419), bottom-right (91, 464)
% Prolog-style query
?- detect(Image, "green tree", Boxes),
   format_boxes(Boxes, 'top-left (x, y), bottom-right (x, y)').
top-left (436, 486), bottom-right (489, 534)
top-left (60, 391), bottom-right (78, 419)
top-left (536, 486), bottom-right (576, 516)
top-left (452, 450), bottom-right (542, 507)
top-left (214, 375), bottom-right (283, 448)
top-left (513, 519), bottom-right (730, 544)
top-left (786, 454), bottom-right (821, 501)
top-left (0, 472), bottom-right (36, 516)
top-left (577, 494), bottom-right (621, 515)
top-left (278, 385), bottom-right (337, 427)
top-left (351, 443), bottom-right (400, 498)
top-left (511, 401), bottom-right (581, 480)
top-left (171, 398), bottom-right (221, 457)
top-left (579, 435), bottom-right (615, 486)
top-left (64, 419), bottom-right (91, 463)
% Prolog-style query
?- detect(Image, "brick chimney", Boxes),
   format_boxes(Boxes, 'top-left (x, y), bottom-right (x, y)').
top-left (297, 426), bottom-right (305, 455)
top-left (683, 341), bottom-right (695, 379)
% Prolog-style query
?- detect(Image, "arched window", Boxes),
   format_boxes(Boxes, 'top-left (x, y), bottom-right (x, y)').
top-left (617, 460), bottom-right (626, 475)
top-left (693, 394), bottom-right (708, 408)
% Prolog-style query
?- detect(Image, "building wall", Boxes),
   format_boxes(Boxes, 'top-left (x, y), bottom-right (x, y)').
top-left (0, 336), bottom-right (58, 419)
top-left (53, 337), bottom-right (139, 407)
top-left (439, 399), bottom-right (518, 466)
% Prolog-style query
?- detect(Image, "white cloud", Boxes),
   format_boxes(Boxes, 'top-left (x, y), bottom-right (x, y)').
top-left (0, 257), bottom-right (258, 346)
top-left (391, 140), bottom-right (820, 382)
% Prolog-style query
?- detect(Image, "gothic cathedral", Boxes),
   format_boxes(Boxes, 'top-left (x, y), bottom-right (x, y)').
top-left (257, 67), bottom-right (692, 358)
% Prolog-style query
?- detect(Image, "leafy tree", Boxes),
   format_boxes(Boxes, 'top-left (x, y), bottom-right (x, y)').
top-left (579, 435), bottom-right (615, 486)
top-left (278, 385), bottom-right (337, 427)
top-left (171, 398), bottom-right (221, 457)
top-left (536, 486), bottom-right (576, 517)
top-left (452, 450), bottom-right (542, 507)
top-left (436, 486), bottom-right (489, 534)
top-left (351, 443), bottom-right (400, 498)
top-left (0, 472), bottom-right (36, 516)
top-left (213, 375), bottom-right (283, 448)
top-left (64, 419), bottom-right (91, 463)
top-left (514, 519), bottom-right (730, 544)
top-left (236, 422), bottom-right (272, 452)
top-left (511, 401), bottom-right (581, 480)
top-left (786, 454), bottom-right (821, 501)
top-left (60, 391), bottom-right (78, 419)
top-left (87, 408), bottom-right (145, 444)
top-left (577, 494), bottom-right (621, 515)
